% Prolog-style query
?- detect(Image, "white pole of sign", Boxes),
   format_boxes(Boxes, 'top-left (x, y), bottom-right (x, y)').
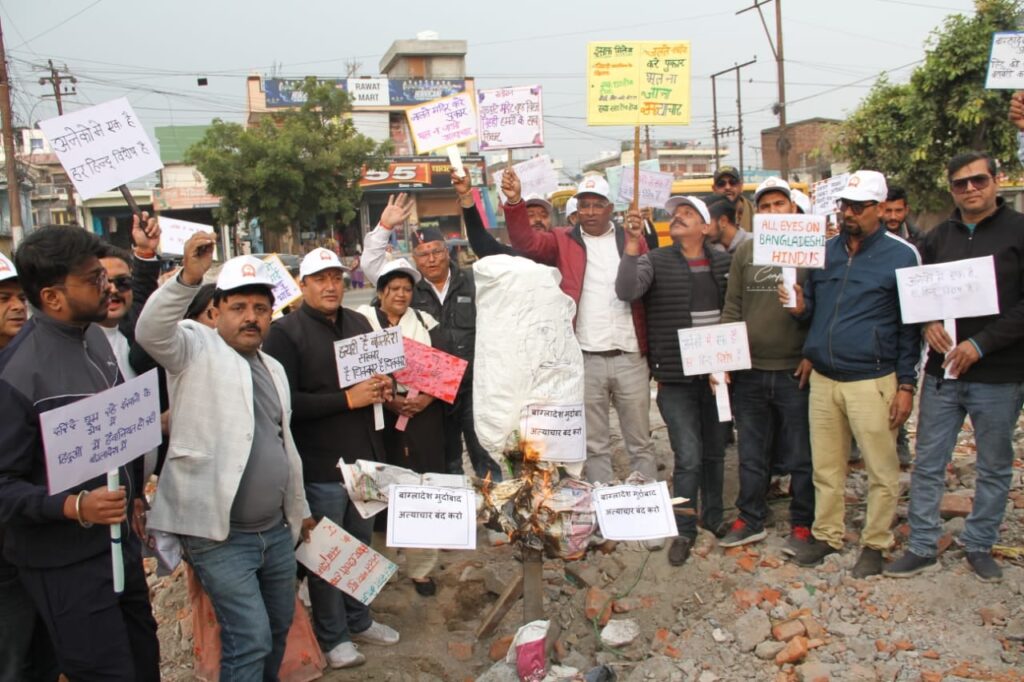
top-left (712, 372), bottom-right (732, 422)
top-left (943, 319), bottom-right (957, 379)
top-left (107, 470), bottom-right (125, 593)
top-left (374, 403), bottom-right (384, 431)
top-left (782, 267), bottom-right (797, 308)
top-left (447, 145), bottom-right (465, 178)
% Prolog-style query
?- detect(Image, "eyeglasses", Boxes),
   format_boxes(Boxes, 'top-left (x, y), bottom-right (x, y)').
top-left (950, 173), bottom-right (992, 194)
top-left (837, 199), bottom-right (878, 215)
top-left (110, 276), bottom-right (132, 292)
top-left (413, 247), bottom-right (447, 260)
top-left (715, 178), bottom-right (740, 188)
top-left (59, 269), bottom-right (109, 291)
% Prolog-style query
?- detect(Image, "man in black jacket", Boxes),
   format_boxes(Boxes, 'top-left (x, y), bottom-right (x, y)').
top-left (885, 151), bottom-right (1024, 583)
top-left (262, 247), bottom-right (399, 669)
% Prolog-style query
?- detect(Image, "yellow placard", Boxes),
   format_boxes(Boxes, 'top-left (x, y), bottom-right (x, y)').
top-left (587, 41), bottom-right (691, 126)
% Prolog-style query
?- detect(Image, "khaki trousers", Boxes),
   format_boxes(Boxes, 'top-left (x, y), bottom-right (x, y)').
top-left (809, 370), bottom-right (900, 550)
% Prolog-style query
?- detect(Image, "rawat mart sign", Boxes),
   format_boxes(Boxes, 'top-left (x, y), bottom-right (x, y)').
top-left (264, 78), bottom-right (466, 107)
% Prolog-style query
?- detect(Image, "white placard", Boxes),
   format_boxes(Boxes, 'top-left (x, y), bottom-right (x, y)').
top-left (40, 370), bottom-right (161, 494)
top-left (446, 145), bottom-right (465, 177)
top-left (261, 254), bottom-right (302, 313)
top-left (295, 517), bottom-right (397, 606)
top-left (494, 155), bottom-right (559, 204)
top-left (476, 85), bottom-right (544, 151)
top-left (592, 481), bottom-right (678, 541)
top-left (677, 322), bottom-right (752, 376)
top-left (37, 98), bottom-right (163, 201)
top-left (159, 217), bottom-right (217, 257)
top-left (986, 32), bottom-right (1024, 89)
top-left (752, 213), bottom-right (827, 269)
top-left (386, 485), bottom-right (477, 550)
top-left (334, 327), bottom-right (406, 388)
top-left (406, 91), bottom-right (477, 154)
top-left (617, 167), bottom-right (674, 209)
top-left (519, 403), bottom-right (586, 463)
top-left (810, 173), bottom-right (849, 217)
top-left (895, 256), bottom-right (1000, 324)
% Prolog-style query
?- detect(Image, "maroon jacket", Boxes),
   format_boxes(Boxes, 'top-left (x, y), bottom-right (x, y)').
top-left (504, 200), bottom-right (648, 354)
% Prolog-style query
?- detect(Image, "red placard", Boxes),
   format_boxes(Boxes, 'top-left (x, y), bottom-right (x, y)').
top-left (392, 337), bottom-right (468, 404)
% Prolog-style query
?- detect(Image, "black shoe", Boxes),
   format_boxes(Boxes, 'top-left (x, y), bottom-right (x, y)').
top-left (718, 519), bottom-right (767, 548)
top-left (413, 578), bottom-right (437, 596)
top-left (709, 521), bottom-right (730, 539)
top-left (792, 538), bottom-right (839, 567)
top-left (669, 537), bottom-right (693, 566)
top-left (966, 551), bottom-right (1003, 583)
top-left (883, 551), bottom-right (938, 578)
top-left (850, 547), bottom-right (884, 578)
top-left (782, 526), bottom-right (813, 557)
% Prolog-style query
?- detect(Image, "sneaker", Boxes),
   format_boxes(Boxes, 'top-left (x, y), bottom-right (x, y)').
top-left (709, 521), bottom-right (730, 539)
top-left (883, 551), bottom-right (938, 578)
top-left (644, 538), bottom-right (665, 551)
top-left (325, 641), bottom-right (365, 669)
top-left (668, 536), bottom-right (693, 566)
top-left (850, 547), bottom-right (884, 578)
top-left (792, 537), bottom-right (839, 567)
top-left (718, 519), bottom-right (767, 548)
top-left (782, 526), bottom-right (812, 557)
top-left (413, 578), bottom-right (437, 596)
top-left (966, 551), bottom-right (1003, 583)
top-left (351, 621), bottom-right (400, 646)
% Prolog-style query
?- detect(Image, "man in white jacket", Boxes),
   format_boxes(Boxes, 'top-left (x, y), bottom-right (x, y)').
top-left (136, 232), bottom-right (313, 681)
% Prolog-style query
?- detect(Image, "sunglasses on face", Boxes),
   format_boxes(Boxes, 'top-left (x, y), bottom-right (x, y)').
top-left (109, 276), bottom-right (133, 292)
top-left (837, 199), bottom-right (878, 215)
top-left (715, 178), bottom-right (740, 188)
top-left (950, 173), bottom-right (992, 194)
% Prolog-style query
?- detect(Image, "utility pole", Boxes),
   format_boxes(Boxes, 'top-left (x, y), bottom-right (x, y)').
top-left (711, 76), bottom-right (720, 172)
top-left (738, 0), bottom-right (789, 179)
top-left (0, 18), bottom-right (23, 247)
top-left (40, 60), bottom-right (78, 223)
top-left (710, 58), bottom-right (756, 174)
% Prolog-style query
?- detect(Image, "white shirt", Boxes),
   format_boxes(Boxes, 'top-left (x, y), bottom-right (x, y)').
top-left (427, 271), bottom-right (452, 304)
top-left (575, 225), bottom-right (639, 353)
top-left (99, 324), bottom-right (135, 380)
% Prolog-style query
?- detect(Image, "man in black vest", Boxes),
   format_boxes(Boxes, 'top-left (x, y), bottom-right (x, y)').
top-left (616, 196), bottom-right (732, 567)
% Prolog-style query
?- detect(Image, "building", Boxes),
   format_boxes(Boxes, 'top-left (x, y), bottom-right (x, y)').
top-left (760, 117), bottom-right (842, 183)
top-left (583, 140), bottom-right (727, 179)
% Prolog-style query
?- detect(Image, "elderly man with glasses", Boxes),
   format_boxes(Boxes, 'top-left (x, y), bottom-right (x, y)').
top-left (782, 170), bottom-right (922, 578)
top-left (711, 166), bottom-right (755, 232)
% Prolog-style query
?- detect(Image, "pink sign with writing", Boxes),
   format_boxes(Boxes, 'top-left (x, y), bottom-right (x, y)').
top-left (392, 337), bottom-right (468, 405)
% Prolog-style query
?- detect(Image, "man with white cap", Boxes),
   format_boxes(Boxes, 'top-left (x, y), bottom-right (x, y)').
top-left (783, 170), bottom-right (921, 577)
top-left (263, 247), bottom-right (399, 669)
top-left (616, 195), bottom-right (732, 566)
top-left (502, 170), bottom-right (658, 494)
top-left (136, 234), bottom-right (315, 681)
top-left (0, 252), bottom-right (26, 350)
top-left (565, 196), bottom-right (579, 227)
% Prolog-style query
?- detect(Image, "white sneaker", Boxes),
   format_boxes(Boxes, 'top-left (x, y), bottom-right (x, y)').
top-left (325, 641), bottom-right (365, 669)
top-left (351, 621), bottom-right (400, 646)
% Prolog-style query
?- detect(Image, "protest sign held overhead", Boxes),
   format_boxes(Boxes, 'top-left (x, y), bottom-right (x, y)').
top-left (405, 91), bottom-right (478, 154)
top-left (519, 403), bottom-right (586, 463)
top-left (985, 31), bottom-right (1024, 89)
top-left (617, 166), bottom-right (674, 208)
top-left (38, 98), bottom-right (163, 201)
top-left (752, 213), bottom-right (827, 269)
top-left (587, 41), bottom-right (691, 126)
top-left (386, 485), bottom-right (477, 551)
top-left (261, 254), bottom-right (303, 314)
top-left (40, 370), bottom-right (161, 495)
top-left (295, 517), bottom-right (397, 606)
top-left (334, 327), bottom-right (406, 388)
top-left (593, 482), bottom-right (679, 541)
top-left (493, 155), bottom-right (559, 204)
top-left (160, 217), bottom-right (218, 258)
top-left (896, 256), bottom-right (1000, 324)
top-left (392, 337), bottom-right (468, 404)
top-left (476, 85), bottom-right (544, 151)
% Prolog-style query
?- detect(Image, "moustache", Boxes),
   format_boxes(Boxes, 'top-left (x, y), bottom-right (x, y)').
top-left (240, 323), bottom-right (261, 333)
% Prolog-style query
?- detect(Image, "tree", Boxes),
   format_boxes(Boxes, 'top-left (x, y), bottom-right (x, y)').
top-left (834, 0), bottom-right (1022, 210)
top-left (186, 77), bottom-right (390, 234)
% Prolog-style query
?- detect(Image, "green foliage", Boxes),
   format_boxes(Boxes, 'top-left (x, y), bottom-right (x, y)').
top-left (834, 0), bottom-right (1022, 210)
top-left (185, 77), bottom-right (391, 233)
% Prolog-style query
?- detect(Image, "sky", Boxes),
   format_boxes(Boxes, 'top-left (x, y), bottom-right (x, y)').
top-left (2, 0), bottom-right (983, 176)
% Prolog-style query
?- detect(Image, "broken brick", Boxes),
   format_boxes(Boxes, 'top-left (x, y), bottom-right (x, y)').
top-left (737, 555), bottom-right (758, 573)
top-left (921, 650), bottom-right (940, 660)
top-left (772, 618), bottom-right (807, 642)
top-left (585, 587), bottom-right (613, 625)
top-left (775, 635), bottom-right (809, 665)
top-left (799, 616), bottom-right (827, 640)
top-left (761, 588), bottom-right (782, 606)
top-left (733, 589), bottom-right (762, 610)
top-left (489, 635), bottom-right (513, 661)
top-left (940, 493), bottom-right (974, 518)
top-left (448, 640), bottom-right (473, 662)
top-left (920, 672), bottom-right (942, 682)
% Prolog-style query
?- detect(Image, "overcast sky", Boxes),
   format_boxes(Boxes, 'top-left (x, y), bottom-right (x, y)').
top-left (3, 0), bottom-right (981, 175)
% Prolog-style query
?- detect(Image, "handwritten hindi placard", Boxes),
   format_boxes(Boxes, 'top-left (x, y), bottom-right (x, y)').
top-left (986, 31), bottom-right (1024, 89)
top-left (617, 167), bottom-right (674, 208)
top-left (261, 254), bottom-right (302, 314)
top-left (810, 173), bottom-right (849, 217)
top-left (677, 322), bottom-right (752, 376)
top-left (38, 98), bottom-right (162, 201)
top-left (587, 41), bottom-right (691, 126)
top-left (593, 481), bottom-right (678, 541)
top-left (160, 217), bottom-right (216, 257)
top-left (752, 213), bottom-right (827, 269)
top-left (406, 91), bottom-right (477, 154)
top-left (895, 256), bottom-right (1000, 324)
top-left (40, 370), bottom-right (161, 494)
top-left (295, 517), bottom-right (397, 606)
top-left (386, 485), bottom-right (477, 551)
top-left (476, 85), bottom-right (544, 151)
top-left (334, 327), bottom-right (406, 388)
top-left (520, 404), bottom-right (586, 463)
top-left (392, 337), bottom-right (468, 404)
top-left (493, 155), bottom-right (559, 204)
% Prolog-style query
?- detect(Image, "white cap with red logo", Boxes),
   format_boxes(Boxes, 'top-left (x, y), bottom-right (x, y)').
top-left (837, 170), bottom-right (888, 203)
top-left (575, 175), bottom-right (611, 201)
top-left (299, 247), bottom-right (349, 279)
top-left (216, 255), bottom-right (275, 292)
top-left (0, 252), bottom-right (16, 283)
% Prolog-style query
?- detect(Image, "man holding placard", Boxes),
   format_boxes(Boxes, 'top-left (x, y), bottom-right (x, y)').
top-left (886, 151), bottom-right (1024, 583)
top-left (616, 195), bottom-right (731, 566)
top-left (785, 171), bottom-right (921, 578)
top-left (0, 226), bottom-right (159, 680)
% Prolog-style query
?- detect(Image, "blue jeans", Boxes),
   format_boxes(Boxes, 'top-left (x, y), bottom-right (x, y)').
top-left (657, 381), bottom-right (725, 538)
top-left (182, 523), bottom-right (295, 682)
top-left (908, 375), bottom-right (1024, 556)
top-left (732, 369), bottom-right (815, 531)
top-left (303, 482), bottom-right (373, 649)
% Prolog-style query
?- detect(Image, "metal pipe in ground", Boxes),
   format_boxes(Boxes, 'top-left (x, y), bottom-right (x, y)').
top-left (522, 546), bottom-right (544, 622)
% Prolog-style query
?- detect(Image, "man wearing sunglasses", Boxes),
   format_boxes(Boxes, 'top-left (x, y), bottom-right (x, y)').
top-left (885, 151), bottom-right (1024, 583)
top-left (783, 170), bottom-right (921, 578)
top-left (711, 166), bottom-right (755, 233)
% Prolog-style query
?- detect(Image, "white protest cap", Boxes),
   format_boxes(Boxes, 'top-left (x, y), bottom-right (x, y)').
top-left (565, 196), bottom-right (578, 217)
top-left (790, 188), bottom-right (811, 214)
top-left (837, 170), bottom-right (888, 203)
top-left (377, 257), bottom-right (421, 285)
top-left (523, 194), bottom-right (553, 213)
top-left (215, 255), bottom-right (275, 292)
top-left (575, 175), bottom-right (611, 201)
top-left (0, 252), bottom-right (16, 283)
top-left (754, 176), bottom-right (792, 203)
top-left (299, 247), bottom-right (349, 279)
top-left (665, 195), bottom-right (710, 224)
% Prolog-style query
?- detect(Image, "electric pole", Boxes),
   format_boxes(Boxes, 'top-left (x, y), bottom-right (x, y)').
top-left (738, 0), bottom-right (789, 179)
top-left (710, 58), bottom-right (756, 175)
top-left (0, 17), bottom-right (23, 247)
top-left (40, 60), bottom-right (78, 223)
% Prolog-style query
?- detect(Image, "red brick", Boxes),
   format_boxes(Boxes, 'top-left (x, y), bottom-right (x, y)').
top-left (920, 672), bottom-right (943, 682)
top-left (761, 555), bottom-right (783, 569)
top-left (488, 635), bottom-right (513, 661)
top-left (448, 640), bottom-right (473, 661)
top-left (724, 546), bottom-right (746, 557)
top-left (737, 555), bottom-right (758, 573)
top-left (921, 650), bottom-right (940, 660)
top-left (772, 618), bottom-right (807, 642)
top-left (893, 639), bottom-right (915, 651)
top-left (799, 616), bottom-right (827, 640)
top-left (936, 532), bottom-right (955, 556)
top-left (762, 588), bottom-right (782, 606)
top-left (733, 589), bottom-right (762, 609)
top-left (585, 587), bottom-right (612, 625)
top-left (940, 493), bottom-right (974, 518)
top-left (552, 638), bottom-right (568, 663)
top-left (775, 635), bottom-right (809, 665)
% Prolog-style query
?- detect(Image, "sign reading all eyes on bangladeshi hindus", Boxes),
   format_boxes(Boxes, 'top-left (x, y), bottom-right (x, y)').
top-left (587, 41), bottom-right (692, 126)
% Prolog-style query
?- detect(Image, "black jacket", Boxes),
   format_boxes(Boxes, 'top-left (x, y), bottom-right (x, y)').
top-left (919, 199), bottom-right (1024, 383)
top-left (262, 303), bottom-right (386, 482)
top-left (464, 205), bottom-right (516, 258)
top-left (410, 264), bottom-right (477, 393)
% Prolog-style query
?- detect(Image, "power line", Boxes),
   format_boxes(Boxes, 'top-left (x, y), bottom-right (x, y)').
top-left (12, 0), bottom-right (104, 49)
